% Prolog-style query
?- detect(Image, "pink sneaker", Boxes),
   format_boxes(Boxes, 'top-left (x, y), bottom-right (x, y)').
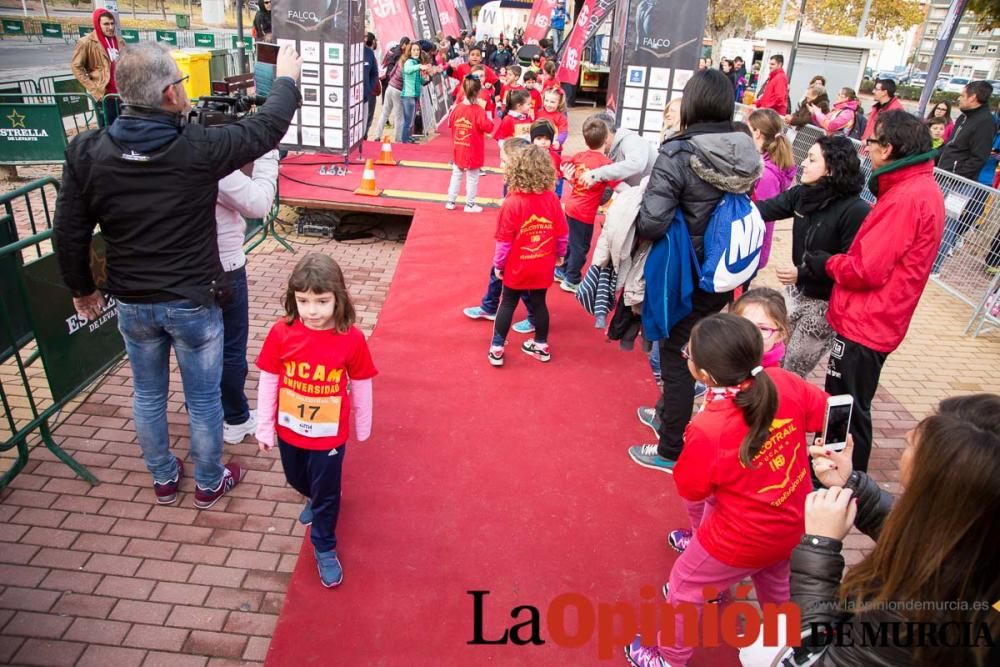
top-left (624, 636), bottom-right (668, 667)
top-left (667, 528), bottom-right (692, 553)
top-left (488, 345), bottom-right (504, 367)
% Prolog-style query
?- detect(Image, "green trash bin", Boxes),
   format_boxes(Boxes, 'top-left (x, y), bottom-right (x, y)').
top-left (176, 14), bottom-right (190, 29)
top-left (208, 48), bottom-right (228, 84)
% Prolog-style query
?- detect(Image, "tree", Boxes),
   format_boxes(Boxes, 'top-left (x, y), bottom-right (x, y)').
top-left (705, 0), bottom-right (782, 65)
top-left (968, 0), bottom-right (1000, 30)
top-left (808, 0), bottom-right (925, 40)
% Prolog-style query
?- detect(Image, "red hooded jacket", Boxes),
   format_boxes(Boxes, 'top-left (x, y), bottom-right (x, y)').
top-left (755, 67), bottom-right (788, 116)
top-left (824, 158), bottom-right (945, 353)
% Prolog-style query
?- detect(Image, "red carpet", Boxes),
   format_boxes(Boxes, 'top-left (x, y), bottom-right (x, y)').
top-left (267, 133), bottom-right (740, 666)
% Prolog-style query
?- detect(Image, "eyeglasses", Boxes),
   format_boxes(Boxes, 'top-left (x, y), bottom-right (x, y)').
top-left (864, 137), bottom-right (884, 146)
top-left (163, 74), bottom-right (189, 93)
top-left (758, 325), bottom-right (780, 337)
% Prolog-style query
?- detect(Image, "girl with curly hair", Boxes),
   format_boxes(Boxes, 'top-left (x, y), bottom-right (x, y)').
top-left (488, 144), bottom-right (568, 366)
top-left (754, 134), bottom-right (870, 377)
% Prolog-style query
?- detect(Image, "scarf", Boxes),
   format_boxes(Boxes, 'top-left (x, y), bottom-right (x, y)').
top-left (92, 9), bottom-right (120, 93)
top-left (762, 341), bottom-right (785, 368)
top-left (797, 180), bottom-right (841, 215)
top-left (867, 150), bottom-right (937, 197)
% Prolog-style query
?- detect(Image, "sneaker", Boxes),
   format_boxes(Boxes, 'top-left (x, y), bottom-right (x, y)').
top-left (299, 499), bottom-right (313, 526)
top-left (464, 204), bottom-right (483, 213)
top-left (153, 457), bottom-right (184, 505)
top-left (624, 637), bottom-right (668, 667)
top-left (223, 410), bottom-right (257, 445)
top-left (554, 266), bottom-right (567, 282)
top-left (445, 201), bottom-right (456, 210)
top-left (511, 319), bottom-right (535, 334)
top-left (636, 406), bottom-right (660, 437)
top-left (668, 528), bottom-right (693, 553)
top-left (559, 280), bottom-right (579, 293)
top-left (521, 340), bottom-right (551, 362)
top-left (193, 463), bottom-right (244, 509)
top-left (488, 346), bottom-right (505, 367)
top-left (463, 306), bottom-right (497, 321)
top-left (628, 445), bottom-right (676, 473)
top-left (694, 381), bottom-right (707, 399)
top-left (314, 548), bottom-right (343, 588)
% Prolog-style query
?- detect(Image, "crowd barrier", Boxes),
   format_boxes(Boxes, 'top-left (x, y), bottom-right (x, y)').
top-left (735, 103), bottom-right (1000, 338)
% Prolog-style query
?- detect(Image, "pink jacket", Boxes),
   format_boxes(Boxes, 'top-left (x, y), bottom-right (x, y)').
top-left (754, 156), bottom-right (796, 268)
top-left (812, 99), bottom-right (859, 135)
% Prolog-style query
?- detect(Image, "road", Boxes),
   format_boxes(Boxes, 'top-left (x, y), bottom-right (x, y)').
top-left (0, 40), bottom-right (76, 82)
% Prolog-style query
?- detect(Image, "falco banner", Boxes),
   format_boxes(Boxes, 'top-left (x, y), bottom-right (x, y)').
top-left (523, 0), bottom-right (558, 45)
top-left (555, 0), bottom-right (615, 84)
top-left (272, 0), bottom-right (367, 156)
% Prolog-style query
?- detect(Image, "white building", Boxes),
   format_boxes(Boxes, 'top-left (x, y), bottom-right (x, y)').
top-left (912, 0), bottom-right (1000, 79)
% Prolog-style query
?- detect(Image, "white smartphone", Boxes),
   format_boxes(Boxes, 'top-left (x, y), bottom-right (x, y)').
top-left (822, 395), bottom-right (854, 452)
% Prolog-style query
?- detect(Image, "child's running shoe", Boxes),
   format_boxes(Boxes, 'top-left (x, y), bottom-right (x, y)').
top-left (668, 528), bottom-right (693, 553)
top-left (624, 636), bottom-right (668, 667)
top-left (511, 319), bottom-right (535, 334)
top-left (464, 204), bottom-right (484, 213)
top-left (488, 345), bottom-right (505, 367)
top-left (445, 201), bottom-right (456, 210)
top-left (554, 266), bottom-right (567, 282)
top-left (559, 280), bottom-right (579, 293)
top-left (314, 548), bottom-right (343, 588)
top-left (521, 340), bottom-right (550, 362)
top-left (463, 306), bottom-right (496, 321)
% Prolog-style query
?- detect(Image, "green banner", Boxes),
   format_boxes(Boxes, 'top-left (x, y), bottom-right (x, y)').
top-left (2, 19), bottom-right (25, 35)
top-left (52, 78), bottom-right (88, 116)
top-left (120, 28), bottom-right (140, 44)
top-left (194, 32), bottom-right (216, 48)
top-left (40, 23), bottom-right (64, 39)
top-left (0, 104), bottom-right (67, 163)
top-left (21, 235), bottom-right (125, 404)
top-left (156, 30), bottom-right (178, 46)
top-left (231, 35), bottom-right (252, 50)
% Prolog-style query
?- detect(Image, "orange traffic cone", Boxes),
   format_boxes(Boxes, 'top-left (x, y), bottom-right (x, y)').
top-left (354, 159), bottom-right (383, 197)
top-left (375, 134), bottom-right (398, 166)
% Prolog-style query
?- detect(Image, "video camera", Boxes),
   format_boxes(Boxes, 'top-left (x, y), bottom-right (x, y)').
top-left (188, 93), bottom-right (266, 127)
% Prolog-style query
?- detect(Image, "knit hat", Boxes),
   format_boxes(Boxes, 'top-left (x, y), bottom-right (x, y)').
top-left (530, 121), bottom-right (554, 142)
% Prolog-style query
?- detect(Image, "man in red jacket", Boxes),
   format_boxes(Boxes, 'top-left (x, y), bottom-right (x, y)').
top-left (754, 54), bottom-right (789, 115)
top-left (802, 110), bottom-right (944, 474)
top-left (860, 78), bottom-right (904, 144)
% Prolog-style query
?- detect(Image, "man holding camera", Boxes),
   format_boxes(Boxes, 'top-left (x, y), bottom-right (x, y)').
top-left (54, 42), bottom-right (302, 509)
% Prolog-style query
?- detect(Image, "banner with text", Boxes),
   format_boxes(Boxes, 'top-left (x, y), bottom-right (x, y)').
top-left (555, 0), bottom-right (615, 84)
top-left (606, 0), bottom-right (709, 144)
top-left (523, 0), bottom-right (558, 45)
top-left (434, 0), bottom-right (462, 37)
top-left (272, 0), bottom-right (367, 155)
top-left (370, 0), bottom-right (417, 47)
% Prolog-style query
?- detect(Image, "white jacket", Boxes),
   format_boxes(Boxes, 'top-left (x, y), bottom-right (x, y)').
top-left (215, 150), bottom-right (279, 271)
top-left (592, 178), bottom-right (651, 306)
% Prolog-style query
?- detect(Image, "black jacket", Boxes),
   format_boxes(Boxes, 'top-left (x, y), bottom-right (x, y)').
top-left (637, 122), bottom-right (762, 261)
top-left (937, 103), bottom-right (996, 181)
top-left (755, 185), bottom-right (869, 300)
top-left (54, 77), bottom-right (300, 306)
top-left (252, 8), bottom-right (271, 38)
top-left (788, 92), bottom-right (830, 128)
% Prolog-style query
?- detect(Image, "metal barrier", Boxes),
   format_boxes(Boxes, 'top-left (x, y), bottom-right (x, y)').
top-left (737, 102), bottom-right (1000, 337)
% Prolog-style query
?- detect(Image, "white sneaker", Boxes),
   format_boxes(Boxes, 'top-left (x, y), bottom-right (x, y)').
top-left (223, 410), bottom-right (257, 444)
top-left (464, 204), bottom-right (483, 213)
top-left (445, 202), bottom-right (456, 210)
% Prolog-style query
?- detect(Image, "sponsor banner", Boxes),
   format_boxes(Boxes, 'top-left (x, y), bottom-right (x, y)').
top-left (369, 0), bottom-right (416, 46)
top-left (435, 0), bottom-right (462, 37)
top-left (523, 0), bottom-right (558, 45)
top-left (555, 0), bottom-right (614, 84)
top-left (408, 0), bottom-right (442, 41)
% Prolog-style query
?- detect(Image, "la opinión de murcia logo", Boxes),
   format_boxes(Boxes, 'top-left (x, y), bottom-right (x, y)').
top-left (2, 109), bottom-right (50, 142)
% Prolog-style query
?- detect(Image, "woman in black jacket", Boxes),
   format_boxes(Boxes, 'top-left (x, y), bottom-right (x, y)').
top-left (755, 135), bottom-right (869, 378)
top-left (628, 69), bottom-right (763, 472)
top-left (782, 393), bottom-right (1000, 667)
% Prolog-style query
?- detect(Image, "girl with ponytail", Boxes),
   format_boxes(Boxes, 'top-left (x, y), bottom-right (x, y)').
top-left (748, 108), bottom-right (796, 269)
top-left (446, 74), bottom-right (494, 212)
top-left (627, 313), bottom-right (828, 667)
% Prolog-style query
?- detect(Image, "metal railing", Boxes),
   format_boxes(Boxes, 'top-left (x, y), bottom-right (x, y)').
top-left (736, 103), bottom-right (1000, 337)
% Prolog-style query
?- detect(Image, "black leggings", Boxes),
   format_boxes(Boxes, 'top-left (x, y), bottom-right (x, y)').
top-left (492, 287), bottom-right (549, 346)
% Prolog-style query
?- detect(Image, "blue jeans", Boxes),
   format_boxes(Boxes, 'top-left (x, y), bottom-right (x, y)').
top-left (401, 96), bottom-right (417, 143)
top-left (565, 216), bottom-right (594, 284)
top-left (648, 343), bottom-right (661, 378)
top-left (931, 216), bottom-right (959, 273)
top-left (221, 267), bottom-right (250, 426)
top-left (480, 266), bottom-right (535, 322)
top-left (116, 299), bottom-right (225, 490)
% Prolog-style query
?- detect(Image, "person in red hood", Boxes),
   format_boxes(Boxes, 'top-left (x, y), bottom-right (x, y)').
top-left (71, 9), bottom-right (122, 123)
top-left (801, 110), bottom-right (944, 475)
top-left (754, 54), bottom-right (789, 116)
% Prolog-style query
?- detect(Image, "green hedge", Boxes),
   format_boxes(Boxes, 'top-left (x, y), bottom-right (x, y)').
top-left (859, 79), bottom-right (1000, 106)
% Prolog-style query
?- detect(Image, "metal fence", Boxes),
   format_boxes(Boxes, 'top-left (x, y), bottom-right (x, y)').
top-left (736, 103), bottom-right (1000, 337)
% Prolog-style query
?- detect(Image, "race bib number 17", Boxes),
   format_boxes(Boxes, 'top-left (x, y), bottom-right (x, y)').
top-left (278, 388), bottom-right (341, 438)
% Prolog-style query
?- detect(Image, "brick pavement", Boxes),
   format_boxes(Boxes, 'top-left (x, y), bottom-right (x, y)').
top-left (2, 112), bottom-right (998, 663)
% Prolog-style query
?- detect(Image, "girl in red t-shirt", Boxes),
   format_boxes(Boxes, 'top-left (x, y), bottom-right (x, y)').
top-left (447, 75), bottom-right (494, 213)
top-left (626, 313), bottom-right (827, 667)
top-left (255, 253), bottom-right (378, 589)
top-left (489, 144), bottom-right (568, 366)
top-left (534, 87), bottom-right (569, 151)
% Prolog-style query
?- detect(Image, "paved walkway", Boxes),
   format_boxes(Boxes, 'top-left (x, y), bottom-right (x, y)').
top-left (1, 109), bottom-right (998, 664)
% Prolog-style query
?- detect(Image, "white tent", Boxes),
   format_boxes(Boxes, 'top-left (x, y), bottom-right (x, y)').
top-left (475, 1), bottom-right (529, 41)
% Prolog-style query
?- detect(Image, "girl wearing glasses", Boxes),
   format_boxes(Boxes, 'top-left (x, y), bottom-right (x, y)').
top-left (925, 100), bottom-right (954, 143)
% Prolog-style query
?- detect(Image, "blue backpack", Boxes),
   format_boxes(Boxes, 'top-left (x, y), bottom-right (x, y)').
top-left (696, 192), bottom-right (766, 293)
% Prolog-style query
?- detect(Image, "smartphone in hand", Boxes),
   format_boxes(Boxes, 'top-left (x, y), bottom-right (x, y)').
top-left (822, 395), bottom-right (853, 452)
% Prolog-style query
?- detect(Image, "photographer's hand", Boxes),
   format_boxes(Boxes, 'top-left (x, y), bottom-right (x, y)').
top-left (276, 44), bottom-right (303, 83)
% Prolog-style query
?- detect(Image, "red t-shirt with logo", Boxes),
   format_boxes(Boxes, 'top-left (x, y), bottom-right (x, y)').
top-left (449, 102), bottom-right (494, 170)
top-left (526, 86), bottom-right (543, 112)
top-left (256, 320), bottom-right (378, 451)
top-left (451, 62), bottom-right (499, 86)
top-left (564, 150), bottom-right (618, 224)
top-left (674, 368), bottom-right (828, 568)
top-left (499, 83), bottom-right (525, 111)
top-left (452, 84), bottom-right (497, 116)
top-left (493, 111), bottom-right (532, 143)
top-left (496, 190), bottom-right (568, 290)
top-left (534, 108), bottom-right (569, 140)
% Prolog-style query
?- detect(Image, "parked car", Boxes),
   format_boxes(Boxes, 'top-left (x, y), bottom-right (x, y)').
top-left (910, 72), bottom-right (928, 87)
top-left (943, 77), bottom-right (971, 93)
top-left (875, 71), bottom-right (900, 83)
top-left (935, 75), bottom-right (953, 91)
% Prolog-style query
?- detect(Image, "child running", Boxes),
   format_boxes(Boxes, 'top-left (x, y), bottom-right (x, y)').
top-left (626, 314), bottom-right (827, 667)
top-left (534, 87), bottom-right (569, 151)
top-left (489, 144), bottom-right (568, 366)
top-left (557, 115), bottom-right (619, 293)
top-left (447, 75), bottom-right (494, 213)
top-left (255, 254), bottom-right (378, 588)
